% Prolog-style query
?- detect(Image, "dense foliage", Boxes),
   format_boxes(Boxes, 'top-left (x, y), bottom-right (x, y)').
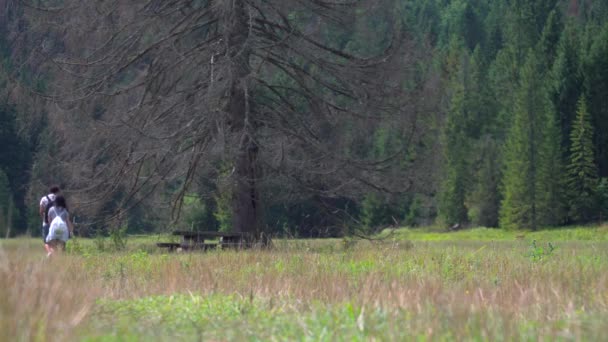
top-left (1, 0), bottom-right (607, 235)
top-left (420, 0), bottom-right (608, 229)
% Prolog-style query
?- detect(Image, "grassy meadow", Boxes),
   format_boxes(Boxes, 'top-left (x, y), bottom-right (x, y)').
top-left (1, 227), bottom-right (608, 341)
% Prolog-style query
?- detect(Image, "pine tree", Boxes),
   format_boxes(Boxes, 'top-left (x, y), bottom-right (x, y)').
top-left (468, 136), bottom-right (501, 227)
top-left (581, 22), bottom-right (608, 177)
top-left (504, 0), bottom-right (560, 66)
top-left (539, 8), bottom-right (563, 68)
top-left (439, 44), bottom-right (470, 226)
top-left (597, 178), bottom-right (608, 224)
top-left (0, 104), bottom-right (31, 234)
top-left (504, 0), bottom-right (538, 64)
top-left (483, 0), bottom-right (506, 59)
top-left (440, 42), bottom-right (501, 227)
top-left (566, 96), bottom-right (598, 222)
top-left (549, 22), bottom-right (582, 162)
top-left (488, 45), bottom-right (520, 142)
top-left (466, 47), bottom-right (501, 227)
top-left (438, 0), bottom-right (485, 51)
top-left (0, 169), bottom-right (12, 237)
top-left (500, 50), bottom-right (553, 230)
top-left (536, 100), bottom-right (565, 226)
top-left (467, 46), bottom-right (493, 137)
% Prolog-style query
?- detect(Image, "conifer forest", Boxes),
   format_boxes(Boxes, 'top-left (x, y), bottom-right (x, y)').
top-left (1, 0), bottom-right (608, 238)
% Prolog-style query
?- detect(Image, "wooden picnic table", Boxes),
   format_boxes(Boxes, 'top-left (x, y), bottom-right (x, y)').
top-left (157, 230), bottom-right (251, 252)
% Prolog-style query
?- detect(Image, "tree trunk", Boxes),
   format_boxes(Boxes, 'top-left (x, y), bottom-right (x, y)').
top-left (223, 0), bottom-right (265, 243)
top-left (233, 137), bottom-right (263, 242)
top-left (5, 199), bottom-right (12, 238)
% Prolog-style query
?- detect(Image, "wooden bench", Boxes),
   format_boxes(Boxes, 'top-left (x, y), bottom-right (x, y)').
top-left (156, 242), bottom-right (181, 252)
top-left (156, 241), bottom-right (218, 252)
top-left (220, 235), bottom-right (253, 249)
top-left (156, 230), bottom-right (251, 252)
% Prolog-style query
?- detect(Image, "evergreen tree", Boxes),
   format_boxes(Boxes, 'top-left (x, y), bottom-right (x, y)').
top-left (504, 0), bottom-right (559, 65)
top-left (549, 22), bottom-right (583, 161)
top-left (596, 178), bottom-right (608, 224)
top-left (581, 22), bottom-right (608, 177)
top-left (488, 45), bottom-right (520, 142)
top-left (504, 0), bottom-right (539, 64)
top-left (483, 0), bottom-right (506, 59)
top-left (465, 46), bottom-right (501, 227)
top-left (467, 136), bottom-right (501, 227)
top-left (0, 169), bottom-right (10, 236)
top-left (500, 50), bottom-right (555, 230)
top-left (0, 104), bottom-right (31, 234)
top-left (438, 0), bottom-right (485, 51)
top-left (401, 0), bottom-right (441, 43)
top-left (467, 46), bottom-right (493, 137)
top-left (566, 96), bottom-right (598, 222)
top-left (536, 99), bottom-right (565, 226)
top-left (582, 0), bottom-right (608, 24)
top-left (439, 44), bottom-right (469, 226)
top-left (534, 13), bottom-right (568, 226)
top-left (440, 40), bottom-right (501, 228)
top-left (539, 8), bottom-right (564, 68)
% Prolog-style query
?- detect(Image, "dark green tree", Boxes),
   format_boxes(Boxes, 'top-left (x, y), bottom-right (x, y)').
top-left (401, 0), bottom-right (441, 42)
top-left (439, 43), bottom-right (469, 226)
top-left (566, 96), bottom-right (598, 222)
top-left (467, 136), bottom-right (501, 227)
top-left (581, 22), bottom-right (608, 176)
top-left (482, 0), bottom-right (507, 59)
top-left (596, 178), bottom-right (608, 224)
top-left (0, 169), bottom-right (14, 237)
top-left (536, 99), bottom-right (565, 226)
top-left (538, 8), bottom-right (563, 68)
top-left (549, 22), bottom-right (583, 161)
top-left (438, 0), bottom-right (485, 51)
top-left (0, 104), bottom-right (31, 234)
top-left (500, 50), bottom-right (557, 230)
top-left (488, 45), bottom-right (521, 143)
top-left (465, 46), bottom-right (502, 227)
top-left (504, 0), bottom-right (559, 65)
top-left (504, 0), bottom-right (539, 64)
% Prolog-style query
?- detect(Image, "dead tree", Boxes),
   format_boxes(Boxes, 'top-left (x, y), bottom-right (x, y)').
top-left (21, 0), bottom-right (432, 242)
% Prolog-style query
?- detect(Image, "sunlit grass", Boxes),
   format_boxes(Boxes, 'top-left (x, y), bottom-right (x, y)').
top-left (387, 225), bottom-right (608, 241)
top-left (2, 226), bottom-right (608, 340)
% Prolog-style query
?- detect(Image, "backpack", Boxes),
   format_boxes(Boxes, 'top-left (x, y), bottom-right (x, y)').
top-left (44, 195), bottom-right (55, 224)
top-left (47, 214), bottom-right (69, 242)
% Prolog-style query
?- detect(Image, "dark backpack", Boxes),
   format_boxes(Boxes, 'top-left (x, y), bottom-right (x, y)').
top-left (44, 195), bottom-right (55, 224)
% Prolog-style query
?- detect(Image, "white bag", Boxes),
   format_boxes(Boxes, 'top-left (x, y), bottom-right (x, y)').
top-left (47, 215), bottom-right (69, 242)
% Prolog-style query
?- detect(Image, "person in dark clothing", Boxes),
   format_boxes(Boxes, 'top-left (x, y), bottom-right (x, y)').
top-left (39, 186), bottom-right (61, 253)
top-left (44, 195), bottom-right (74, 257)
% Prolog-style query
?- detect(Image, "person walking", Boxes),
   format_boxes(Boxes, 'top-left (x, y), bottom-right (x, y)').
top-left (45, 195), bottom-right (74, 256)
top-left (39, 186), bottom-right (60, 253)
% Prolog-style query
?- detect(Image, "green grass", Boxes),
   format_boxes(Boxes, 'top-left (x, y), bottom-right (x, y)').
top-left (2, 225), bottom-right (608, 341)
top-left (80, 293), bottom-right (607, 341)
top-left (75, 238), bottom-right (608, 341)
top-left (385, 225), bottom-right (608, 241)
top-left (5, 225), bottom-right (608, 255)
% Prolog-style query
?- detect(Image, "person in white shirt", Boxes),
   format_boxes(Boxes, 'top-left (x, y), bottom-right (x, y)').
top-left (39, 186), bottom-right (60, 250)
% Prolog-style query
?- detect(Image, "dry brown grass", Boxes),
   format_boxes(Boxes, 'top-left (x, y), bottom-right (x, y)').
top-left (0, 248), bottom-right (102, 340)
top-left (1, 238), bottom-right (608, 340)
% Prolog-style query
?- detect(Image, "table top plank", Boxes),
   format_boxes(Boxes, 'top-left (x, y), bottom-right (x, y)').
top-left (172, 230), bottom-right (249, 238)
top-left (156, 242), bottom-right (181, 248)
